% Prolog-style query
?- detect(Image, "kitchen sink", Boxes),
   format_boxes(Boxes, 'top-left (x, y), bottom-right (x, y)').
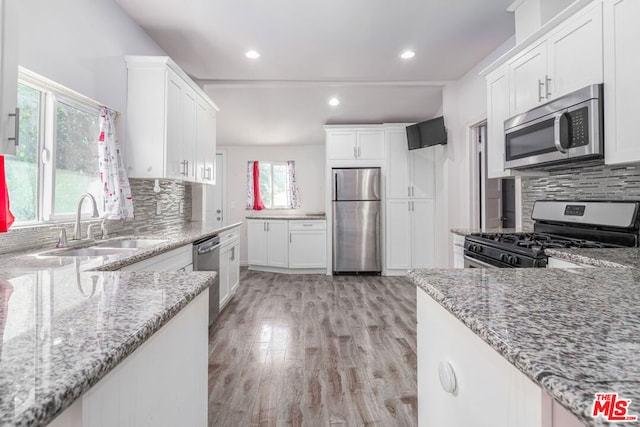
top-left (93, 239), bottom-right (167, 249)
top-left (44, 247), bottom-right (138, 257)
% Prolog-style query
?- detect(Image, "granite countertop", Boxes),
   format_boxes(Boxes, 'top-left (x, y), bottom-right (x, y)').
top-left (409, 267), bottom-right (640, 427)
top-left (246, 214), bottom-right (326, 221)
top-left (545, 247), bottom-right (640, 268)
top-left (0, 221), bottom-right (243, 275)
top-left (0, 221), bottom-right (242, 425)
top-left (450, 227), bottom-right (530, 236)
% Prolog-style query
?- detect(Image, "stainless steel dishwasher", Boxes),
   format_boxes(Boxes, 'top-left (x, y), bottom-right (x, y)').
top-left (193, 235), bottom-right (221, 326)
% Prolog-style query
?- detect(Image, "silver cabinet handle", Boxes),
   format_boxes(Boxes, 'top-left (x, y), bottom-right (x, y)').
top-left (545, 75), bottom-right (552, 99)
top-left (216, 209), bottom-right (222, 214)
top-left (263, 222), bottom-right (266, 232)
top-left (408, 186), bottom-right (411, 197)
top-left (267, 222), bottom-right (270, 232)
top-left (538, 79), bottom-right (545, 102)
top-left (353, 146), bottom-right (357, 159)
top-left (411, 186), bottom-right (415, 197)
top-left (201, 167), bottom-right (206, 179)
top-left (180, 160), bottom-right (189, 176)
top-left (8, 108), bottom-right (19, 146)
top-left (408, 201), bottom-right (411, 211)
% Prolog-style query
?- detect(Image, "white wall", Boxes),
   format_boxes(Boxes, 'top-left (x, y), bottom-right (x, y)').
top-left (434, 36), bottom-right (515, 268)
top-left (18, 0), bottom-right (165, 142)
top-left (219, 144), bottom-right (325, 264)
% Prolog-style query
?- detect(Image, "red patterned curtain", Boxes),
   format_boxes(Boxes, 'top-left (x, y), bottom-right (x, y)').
top-left (0, 156), bottom-right (15, 232)
top-left (246, 160), bottom-right (265, 210)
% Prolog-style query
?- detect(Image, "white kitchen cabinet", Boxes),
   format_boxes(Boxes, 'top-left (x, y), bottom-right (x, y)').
top-left (417, 288), bottom-right (542, 427)
top-left (452, 233), bottom-right (465, 268)
top-left (386, 128), bottom-right (435, 199)
top-left (219, 227), bottom-right (240, 310)
top-left (603, 0), bottom-right (640, 165)
top-left (486, 65), bottom-right (513, 179)
top-left (120, 245), bottom-right (193, 272)
top-left (508, 2), bottom-right (603, 115)
top-left (325, 128), bottom-right (385, 161)
top-left (51, 290), bottom-right (208, 427)
top-left (124, 56), bottom-right (218, 183)
top-left (195, 98), bottom-right (216, 183)
top-left (288, 220), bottom-right (327, 269)
top-left (0, 0), bottom-right (19, 155)
top-left (386, 199), bottom-right (435, 273)
top-left (247, 219), bottom-right (288, 268)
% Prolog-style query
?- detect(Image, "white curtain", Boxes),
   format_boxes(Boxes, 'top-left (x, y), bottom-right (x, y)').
top-left (287, 161), bottom-right (300, 209)
top-left (98, 107), bottom-right (134, 220)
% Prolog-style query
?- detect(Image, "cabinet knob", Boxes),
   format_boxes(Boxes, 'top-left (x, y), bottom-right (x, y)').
top-left (438, 361), bottom-right (457, 394)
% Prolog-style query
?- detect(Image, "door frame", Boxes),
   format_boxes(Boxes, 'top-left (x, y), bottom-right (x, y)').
top-left (216, 149), bottom-right (227, 227)
top-left (468, 117), bottom-right (487, 230)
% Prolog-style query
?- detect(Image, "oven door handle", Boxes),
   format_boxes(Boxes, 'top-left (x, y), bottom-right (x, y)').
top-left (553, 112), bottom-right (569, 154)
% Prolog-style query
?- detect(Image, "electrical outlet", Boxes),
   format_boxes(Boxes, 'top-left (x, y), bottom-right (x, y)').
top-left (156, 201), bottom-right (161, 215)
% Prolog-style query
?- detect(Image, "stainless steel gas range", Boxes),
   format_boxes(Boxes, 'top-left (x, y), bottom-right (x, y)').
top-left (464, 200), bottom-right (640, 268)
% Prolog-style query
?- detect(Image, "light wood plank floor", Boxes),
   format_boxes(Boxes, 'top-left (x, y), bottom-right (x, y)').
top-left (208, 269), bottom-right (417, 427)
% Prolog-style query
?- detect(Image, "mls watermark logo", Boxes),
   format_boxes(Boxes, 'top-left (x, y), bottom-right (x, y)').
top-left (592, 393), bottom-right (638, 422)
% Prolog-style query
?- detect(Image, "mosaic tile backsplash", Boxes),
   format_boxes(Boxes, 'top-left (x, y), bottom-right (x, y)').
top-left (0, 179), bottom-right (192, 254)
top-left (521, 163), bottom-right (640, 229)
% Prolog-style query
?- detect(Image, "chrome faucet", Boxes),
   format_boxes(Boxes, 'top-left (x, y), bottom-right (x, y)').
top-left (73, 193), bottom-right (100, 240)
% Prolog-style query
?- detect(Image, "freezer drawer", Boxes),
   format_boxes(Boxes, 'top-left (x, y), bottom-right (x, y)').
top-left (332, 201), bottom-right (381, 273)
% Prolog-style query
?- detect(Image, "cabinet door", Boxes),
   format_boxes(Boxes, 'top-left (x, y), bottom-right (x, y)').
top-left (411, 150), bottom-right (435, 199)
top-left (357, 130), bottom-right (385, 160)
top-left (547, 2), bottom-right (603, 100)
top-left (266, 220), bottom-right (289, 267)
top-left (411, 200), bottom-right (435, 268)
top-left (195, 99), bottom-right (216, 184)
top-left (386, 129), bottom-right (411, 199)
top-left (326, 131), bottom-right (357, 160)
top-left (386, 200), bottom-right (412, 270)
top-left (0, 0), bottom-right (18, 155)
top-left (604, 0), bottom-right (640, 165)
top-left (487, 67), bottom-right (512, 179)
top-left (165, 69), bottom-right (184, 180)
top-left (289, 230), bottom-right (327, 268)
top-left (229, 243), bottom-right (240, 293)
top-left (247, 220), bottom-right (268, 266)
top-left (182, 88), bottom-right (197, 182)
top-left (509, 42), bottom-right (547, 114)
top-left (219, 246), bottom-right (231, 308)
top-left (417, 289), bottom-right (543, 427)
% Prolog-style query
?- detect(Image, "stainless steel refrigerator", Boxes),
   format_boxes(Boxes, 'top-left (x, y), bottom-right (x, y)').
top-left (332, 167), bottom-right (381, 273)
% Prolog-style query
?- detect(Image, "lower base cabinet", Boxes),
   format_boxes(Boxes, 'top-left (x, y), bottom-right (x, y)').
top-left (50, 290), bottom-right (209, 427)
top-left (219, 231), bottom-right (240, 310)
top-left (417, 288), bottom-right (583, 427)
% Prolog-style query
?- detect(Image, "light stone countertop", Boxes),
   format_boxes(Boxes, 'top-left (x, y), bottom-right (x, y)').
top-left (545, 247), bottom-right (640, 268)
top-left (409, 267), bottom-right (640, 427)
top-left (0, 221), bottom-right (242, 426)
top-left (450, 227), bottom-right (530, 236)
top-left (246, 214), bottom-right (326, 221)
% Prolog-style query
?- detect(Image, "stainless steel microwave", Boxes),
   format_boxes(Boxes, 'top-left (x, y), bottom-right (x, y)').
top-left (503, 84), bottom-right (603, 170)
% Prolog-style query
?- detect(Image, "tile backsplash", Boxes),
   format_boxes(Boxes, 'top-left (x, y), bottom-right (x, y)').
top-left (521, 163), bottom-right (640, 229)
top-left (0, 179), bottom-right (192, 254)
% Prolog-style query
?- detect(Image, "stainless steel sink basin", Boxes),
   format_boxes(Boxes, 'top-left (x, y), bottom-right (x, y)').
top-left (93, 239), bottom-right (167, 249)
top-left (44, 247), bottom-right (138, 257)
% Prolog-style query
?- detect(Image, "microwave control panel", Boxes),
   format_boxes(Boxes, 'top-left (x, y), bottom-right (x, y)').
top-left (567, 107), bottom-right (588, 148)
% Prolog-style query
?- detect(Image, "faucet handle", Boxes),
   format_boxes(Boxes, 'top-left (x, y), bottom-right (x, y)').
top-left (50, 227), bottom-right (68, 248)
top-left (87, 224), bottom-right (97, 240)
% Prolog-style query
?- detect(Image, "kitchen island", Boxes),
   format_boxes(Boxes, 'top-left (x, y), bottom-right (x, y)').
top-left (0, 221), bottom-right (242, 426)
top-left (410, 267), bottom-right (640, 427)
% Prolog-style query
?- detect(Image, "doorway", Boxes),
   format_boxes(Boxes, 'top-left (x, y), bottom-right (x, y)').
top-left (473, 122), bottom-right (516, 229)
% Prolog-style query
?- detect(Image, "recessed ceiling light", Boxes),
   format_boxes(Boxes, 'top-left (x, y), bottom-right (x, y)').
top-left (400, 50), bottom-right (416, 59)
top-left (245, 50), bottom-right (260, 59)
top-left (328, 97), bottom-right (340, 107)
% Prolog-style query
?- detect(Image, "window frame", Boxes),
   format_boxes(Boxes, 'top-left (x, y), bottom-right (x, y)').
top-left (8, 68), bottom-right (108, 225)
top-left (258, 161), bottom-right (289, 210)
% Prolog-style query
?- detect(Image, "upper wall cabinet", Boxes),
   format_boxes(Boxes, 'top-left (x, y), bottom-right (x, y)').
top-left (509, 2), bottom-right (603, 115)
top-left (325, 127), bottom-right (385, 162)
top-left (0, 0), bottom-right (19, 155)
top-left (603, 0), bottom-right (640, 165)
top-left (386, 128), bottom-right (435, 199)
top-left (125, 56), bottom-right (218, 184)
top-left (486, 65), bottom-right (512, 179)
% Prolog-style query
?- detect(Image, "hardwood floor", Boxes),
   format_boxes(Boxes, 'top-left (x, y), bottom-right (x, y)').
top-left (208, 269), bottom-right (417, 427)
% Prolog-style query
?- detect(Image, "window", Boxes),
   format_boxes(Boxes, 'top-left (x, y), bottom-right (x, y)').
top-left (4, 71), bottom-right (103, 224)
top-left (247, 160), bottom-right (300, 210)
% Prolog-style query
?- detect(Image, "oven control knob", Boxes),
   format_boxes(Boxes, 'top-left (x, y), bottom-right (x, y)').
top-left (476, 245), bottom-right (483, 253)
top-left (500, 254), bottom-right (507, 262)
top-left (468, 244), bottom-right (476, 253)
top-left (508, 255), bottom-right (518, 265)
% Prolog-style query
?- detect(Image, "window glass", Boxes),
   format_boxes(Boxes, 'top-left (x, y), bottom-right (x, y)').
top-left (272, 164), bottom-right (288, 208)
top-left (4, 84), bottom-right (41, 222)
top-left (259, 163), bottom-right (272, 209)
top-left (54, 101), bottom-right (101, 216)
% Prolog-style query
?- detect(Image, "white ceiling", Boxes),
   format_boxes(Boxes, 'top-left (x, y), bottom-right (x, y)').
top-left (115, 0), bottom-right (515, 145)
